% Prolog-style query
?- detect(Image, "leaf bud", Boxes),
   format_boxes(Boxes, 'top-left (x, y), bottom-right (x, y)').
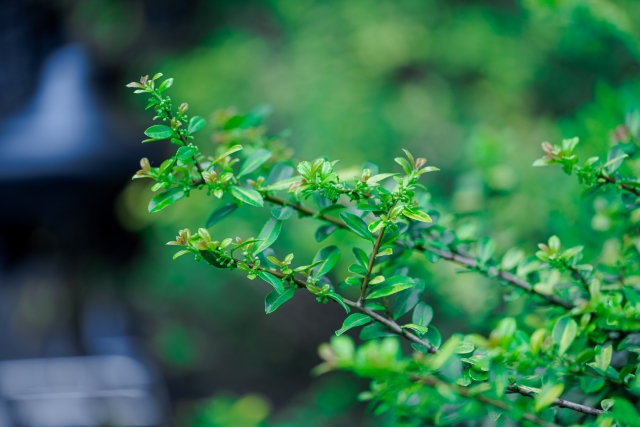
top-left (140, 75), bottom-right (149, 85)
top-left (193, 240), bottom-right (208, 250)
top-left (415, 158), bottom-right (427, 169)
top-left (541, 141), bottom-right (554, 155)
top-left (203, 171), bottom-right (218, 184)
top-left (178, 103), bottom-right (189, 115)
top-left (219, 172), bottom-right (233, 184)
top-left (361, 168), bottom-right (372, 182)
top-left (140, 157), bottom-right (151, 171)
top-left (198, 228), bottom-right (212, 242)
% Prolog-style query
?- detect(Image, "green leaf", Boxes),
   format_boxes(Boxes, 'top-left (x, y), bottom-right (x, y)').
top-left (176, 146), bottom-right (196, 162)
top-left (375, 248), bottom-right (393, 258)
top-left (148, 188), bottom-right (185, 213)
top-left (494, 317), bottom-right (517, 348)
top-left (595, 344), bottom-right (612, 372)
top-left (315, 224), bottom-right (337, 242)
top-left (144, 125), bottom-right (174, 140)
top-left (335, 314), bottom-right (372, 336)
top-left (340, 212), bottom-right (373, 240)
top-left (348, 263), bottom-right (368, 275)
top-left (456, 341), bottom-right (475, 354)
top-left (430, 335), bottom-right (461, 370)
top-left (359, 323), bottom-right (396, 340)
top-left (327, 292), bottom-right (350, 313)
top-left (216, 144), bottom-right (243, 160)
top-left (367, 276), bottom-right (415, 299)
top-left (412, 302), bottom-right (433, 327)
top-left (267, 162), bottom-right (295, 184)
top-left (580, 376), bottom-right (605, 394)
top-left (366, 173), bottom-right (398, 185)
top-left (172, 250), bottom-right (190, 260)
top-left (369, 275), bottom-right (385, 285)
top-left (394, 157), bottom-right (412, 174)
top-left (271, 206), bottom-right (293, 220)
top-left (238, 149), bottom-right (272, 177)
top-left (158, 77), bottom-right (173, 92)
top-left (601, 398), bottom-right (615, 412)
top-left (206, 203), bottom-right (239, 227)
top-left (552, 317), bottom-right (577, 356)
top-left (392, 279), bottom-right (425, 319)
top-left (605, 146), bottom-right (626, 174)
top-left (199, 250), bottom-right (225, 268)
top-left (265, 288), bottom-right (295, 314)
top-left (230, 186), bottom-right (264, 207)
top-left (254, 218), bottom-right (282, 254)
top-left (477, 237), bottom-right (496, 263)
top-left (353, 247), bottom-right (369, 267)
top-left (402, 323), bottom-right (429, 335)
top-left (258, 271), bottom-right (284, 293)
top-left (313, 246), bottom-right (341, 278)
top-left (402, 207), bottom-right (432, 223)
top-left (264, 176), bottom-right (302, 191)
top-left (424, 325), bottom-right (442, 348)
top-left (501, 247), bottom-right (524, 270)
top-left (613, 398), bottom-right (640, 427)
top-left (188, 116), bottom-right (206, 134)
top-left (534, 383), bottom-right (564, 412)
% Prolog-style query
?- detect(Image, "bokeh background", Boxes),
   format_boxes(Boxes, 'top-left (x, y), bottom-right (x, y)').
top-left (1, 0), bottom-right (640, 426)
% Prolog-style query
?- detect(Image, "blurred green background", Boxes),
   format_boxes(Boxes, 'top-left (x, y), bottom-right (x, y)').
top-left (8, 0), bottom-right (640, 425)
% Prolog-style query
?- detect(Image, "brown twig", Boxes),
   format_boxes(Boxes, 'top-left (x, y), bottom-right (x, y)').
top-left (600, 174), bottom-right (640, 196)
top-left (415, 243), bottom-right (574, 309)
top-left (358, 225), bottom-right (387, 306)
top-left (507, 384), bottom-right (604, 416)
top-left (242, 260), bottom-right (439, 354)
top-left (415, 376), bottom-right (561, 427)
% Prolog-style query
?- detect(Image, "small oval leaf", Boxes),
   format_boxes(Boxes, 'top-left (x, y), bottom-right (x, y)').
top-left (230, 186), bottom-right (264, 207)
top-left (552, 317), bottom-right (577, 356)
top-left (313, 246), bottom-right (341, 278)
top-left (148, 188), bottom-right (185, 213)
top-left (265, 288), bottom-right (295, 313)
top-left (238, 149), bottom-right (272, 177)
top-left (144, 125), bottom-right (174, 140)
top-left (335, 314), bottom-right (372, 336)
top-left (188, 116), bottom-right (206, 134)
top-left (258, 271), bottom-right (284, 294)
top-left (206, 203), bottom-right (239, 227)
top-left (254, 218), bottom-right (282, 254)
top-left (340, 212), bottom-right (372, 241)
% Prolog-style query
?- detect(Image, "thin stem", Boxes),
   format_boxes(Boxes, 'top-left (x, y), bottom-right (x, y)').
top-left (415, 243), bottom-right (574, 309)
top-left (567, 265), bottom-right (590, 287)
top-left (600, 174), bottom-right (640, 196)
top-left (261, 193), bottom-right (574, 309)
top-left (358, 226), bottom-right (387, 306)
top-left (266, 195), bottom-right (346, 229)
top-left (164, 108), bottom-right (206, 179)
top-left (507, 384), bottom-right (604, 416)
top-left (239, 260), bottom-right (439, 353)
top-left (217, 256), bottom-right (600, 417)
top-left (415, 376), bottom-right (561, 427)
